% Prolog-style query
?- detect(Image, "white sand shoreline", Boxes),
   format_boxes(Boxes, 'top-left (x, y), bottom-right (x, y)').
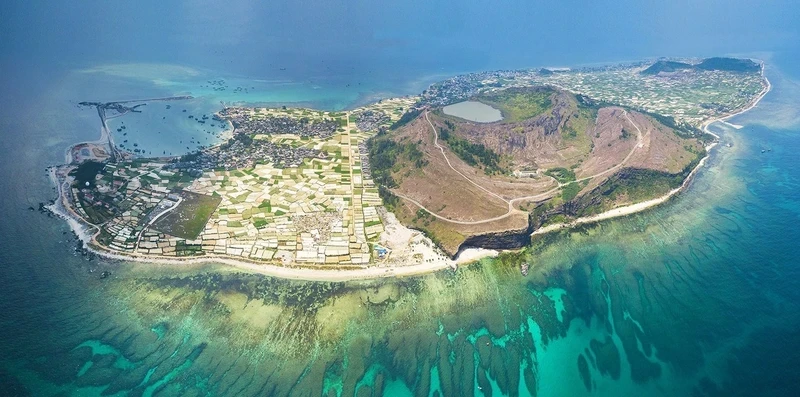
top-left (48, 69), bottom-right (771, 281)
top-left (47, 165), bottom-right (459, 282)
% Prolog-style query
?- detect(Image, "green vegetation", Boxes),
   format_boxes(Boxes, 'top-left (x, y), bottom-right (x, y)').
top-left (253, 218), bottom-right (268, 229)
top-left (541, 213), bottom-right (569, 227)
top-left (544, 167), bottom-right (576, 183)
top-left (69, 161), bottom-right (105, 188)
top-left (400, 209), bottom-right (467, 253)
top-left (367, 133), bottom-right (428, 188)
top-left (574, 169), bottom-right (677, 216)
top-left (413, 208), bottom-right (432, 226)
top-left (560, 105), bottom-right (595, 160)
top-left (219, 133), bottom-right (254, 150)
top-left (78, 194), bottom-right (114, 223)
top-left (367, 130), bottom-right (430, 210)
top-left (378, 185), bottom-right (399, 211)
top-left (175, 240), bottom-right (203, 256)
top-left (405, 143), bottom-right (426, 169)
top-left (153, 192), bottom-right (221, 240)
top-left (571, 152), bottom-right (703, 217)
top-left (477, 87), bottom-right (553, 122)
top-left (438, 124), bottom-right (504, 175)
top-left (640, 60), bottom-right (693, 75)
top-left (639, 111), bottom-right (711, 143)
top-left (530, 201), bottom-right (554, 222)
top-left (390, 109), bottom-right (422, 129)
top-left (96, 228), bottom-right (114, 246)
top-left (230, 191), bottom-right (250, 204)
top-left (561, 182), bottom-right (581, 202)
top-left (696, 57), bottom-right (760, 73)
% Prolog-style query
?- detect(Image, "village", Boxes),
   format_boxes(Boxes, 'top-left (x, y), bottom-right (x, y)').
top-left (420, 59), bottom-right (766, 127)
top-left (57, 95), bottom-right (440, 268)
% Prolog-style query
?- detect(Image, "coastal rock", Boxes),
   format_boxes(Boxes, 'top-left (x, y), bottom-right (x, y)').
top-left (458, 221), bottom-right (534, 255)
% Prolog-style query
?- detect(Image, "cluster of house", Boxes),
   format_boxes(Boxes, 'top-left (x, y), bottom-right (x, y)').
top-left (354, 110), bottom-right (389, 132)
top-left (220, 107), bottom-right (340, 138)
top-left (165, 136), bottom-right (320, 173)
top-left (357, 140), bottom-right (373, 181)
top-left (539, 68), bottom-right (766, 126)
top-left (65, 101), bottom-right (430, 267)
top-left (419, 69), bottom-right (532, 106)
top-left (84, 175), bottom-right (168, 250)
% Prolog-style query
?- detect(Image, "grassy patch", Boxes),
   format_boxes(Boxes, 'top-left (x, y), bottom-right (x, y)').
top-left (544, 167), bottom-right (576, 183)
top-left (367, 131), bottom-right (428, 188)
top-left (230, 191), bottom-right (251, 204)
top-left (561, 182), bottom-right (581, 202)
top-left (390, 109), bottom-right (422, 129)
top-left (477, 87), bottom-right (553, 123)
top-left (153, 191), bottom-right (221, 239)
top-left (439, 127), bottom-right (504, 175)
top-left (365, 220), bottom-right (382, 228)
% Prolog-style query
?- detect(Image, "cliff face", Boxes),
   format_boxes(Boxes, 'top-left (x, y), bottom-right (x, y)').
top-left (458, 220), bottom-right (534, 255)
top-left (448, 88), bottom-right (581, 168)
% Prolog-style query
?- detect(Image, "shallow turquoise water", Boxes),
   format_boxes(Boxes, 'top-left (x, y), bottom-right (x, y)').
top-left (1, 62), bottom-right (799, 396)
top-left (55, 64), bottom-right (427, 158)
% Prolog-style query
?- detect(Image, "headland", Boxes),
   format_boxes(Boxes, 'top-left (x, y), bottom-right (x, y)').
top-left (46, 57), bottom-right (770, 280)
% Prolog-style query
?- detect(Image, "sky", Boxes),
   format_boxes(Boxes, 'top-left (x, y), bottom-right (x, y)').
top-left (1, 0), bottom-right (798, 79)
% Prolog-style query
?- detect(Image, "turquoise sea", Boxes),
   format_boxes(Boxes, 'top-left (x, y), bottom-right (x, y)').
top-left (48, 64), bottom-right (441, 157)
top-left (1, 56), bottom-right (799, 396)
top-left (5, 0), bottom-right (800, 394)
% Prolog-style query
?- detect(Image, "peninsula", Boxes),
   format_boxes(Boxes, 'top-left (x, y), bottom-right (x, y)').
top-left (48, 57), bottom-right (770, 280)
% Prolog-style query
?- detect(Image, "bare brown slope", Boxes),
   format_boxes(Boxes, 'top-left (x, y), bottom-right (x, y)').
top-left (373, 86), bottom-right (706, 256)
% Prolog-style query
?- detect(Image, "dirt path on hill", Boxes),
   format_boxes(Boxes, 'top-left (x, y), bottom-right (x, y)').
top-left (395, 109), bottom-right (644, 225)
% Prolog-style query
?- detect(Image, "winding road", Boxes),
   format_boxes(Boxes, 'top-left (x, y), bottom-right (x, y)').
top-left (394, 109), bottom-right (645, 225)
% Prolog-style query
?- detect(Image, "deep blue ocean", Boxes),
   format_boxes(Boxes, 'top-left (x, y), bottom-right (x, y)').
top-left (2, 1), bottom-right (800, 396)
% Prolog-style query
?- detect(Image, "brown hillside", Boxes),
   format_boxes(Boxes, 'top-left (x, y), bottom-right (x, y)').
top-left (369, 86), bottom-right (706, 256)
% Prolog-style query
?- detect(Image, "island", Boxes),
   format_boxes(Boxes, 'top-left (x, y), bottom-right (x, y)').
top-left (47, 57), bottom-right (770, 280)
